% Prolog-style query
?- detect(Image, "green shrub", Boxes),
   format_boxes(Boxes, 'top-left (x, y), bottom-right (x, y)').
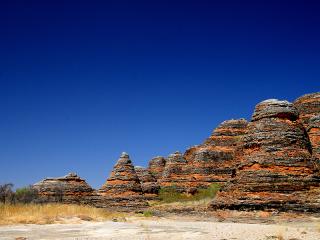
top-left (143, 210), bottom-right (154, 217)
top-left (15, 186), bottom-right (38, 203)
top-left (158, 186), bottom-right (189, 203)
top-left (158, 183), bottom-right (220, 203)
top-left (192, 183), bottom-right (220, 201)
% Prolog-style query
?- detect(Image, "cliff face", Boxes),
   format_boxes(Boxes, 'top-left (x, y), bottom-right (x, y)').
top-left (210, 99), bottom-right (320, 212)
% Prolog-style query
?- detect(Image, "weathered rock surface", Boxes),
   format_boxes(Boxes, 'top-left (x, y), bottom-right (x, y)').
top-left (160, 119), bottom-right (248, 193)
top-left (294, 92), bottom-right (320, 166)
top-left (294, 92), bottom-right (320, 127)
top-left (98, 152), bottom-right (148, 209)
top-left (184, 119), bottom-right (248, 189)
top-left (135, 166), bottom-right (159, 199)
top-left (160, 151), bottom-right (189, 192)
top-left (33, 173), bottom-right (95, 204)
top-left (307, 115), bottom-right (320, 167)
top-left (148, 156), bottom-right (166, 180)
top-left (210, 99), bottom-right (320, 212)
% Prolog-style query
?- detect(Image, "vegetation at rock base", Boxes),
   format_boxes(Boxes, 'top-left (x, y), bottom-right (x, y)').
top-left (0, 183), bottom-right (39, 204)
top-left (15, 186), bottom-right (39, 204)
top-left (158, 183), bottom-right (220, 203)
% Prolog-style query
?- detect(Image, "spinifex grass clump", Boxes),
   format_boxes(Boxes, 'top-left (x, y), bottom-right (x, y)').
top-left (158, 183), bottom-right (220, 203)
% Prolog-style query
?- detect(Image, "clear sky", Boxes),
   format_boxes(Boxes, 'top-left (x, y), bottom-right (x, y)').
top-left (1, 0), bottom-right (319, 189)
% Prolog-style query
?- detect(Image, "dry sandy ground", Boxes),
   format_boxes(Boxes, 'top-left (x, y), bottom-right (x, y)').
top-left (0, 217), bottom-right (320, 240)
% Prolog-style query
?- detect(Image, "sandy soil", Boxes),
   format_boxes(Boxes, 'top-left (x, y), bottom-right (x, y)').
top-left (0, 217), bottom-right (319, 240)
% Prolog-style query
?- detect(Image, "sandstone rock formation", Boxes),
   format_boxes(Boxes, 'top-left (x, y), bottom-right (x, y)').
top-left (33, 92), bottom-right (320, 212)
top-left (148, 156), bottom-right (166, 180)
top-left (98, 152), bottom-right (148, 209)
top-left (135, 166), bottom-right (159, 199)
top-left (33, 173), bottom-right (95, 204)
top-left (210, 99), bottom-right (320, 212)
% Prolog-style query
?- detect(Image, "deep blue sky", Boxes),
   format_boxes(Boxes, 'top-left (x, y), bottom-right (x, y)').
top-left (0, 0), bottom-right (319, 189)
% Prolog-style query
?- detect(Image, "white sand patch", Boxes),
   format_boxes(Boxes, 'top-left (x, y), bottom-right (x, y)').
top-left (0, 217), bottom-right (319, 240)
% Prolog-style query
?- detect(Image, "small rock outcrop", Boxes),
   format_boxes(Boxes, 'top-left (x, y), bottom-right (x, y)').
top-left (210, 99), bottom-right (320, 212)
top-left (98, 152), bottom-right (148, 209)
top-left (135, 166), bottom-right (159, 199)
top-left (148, 156), bottom-right (166, 180)
top-left (33, 173), bottom-right (95, 204)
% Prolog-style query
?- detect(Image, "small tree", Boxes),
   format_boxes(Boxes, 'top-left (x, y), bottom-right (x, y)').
top-left (0, 183), bottom-right (14, 204)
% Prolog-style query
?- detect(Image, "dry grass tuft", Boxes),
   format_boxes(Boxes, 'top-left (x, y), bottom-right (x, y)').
top-left (0, 203), bottom-right (127, 225)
